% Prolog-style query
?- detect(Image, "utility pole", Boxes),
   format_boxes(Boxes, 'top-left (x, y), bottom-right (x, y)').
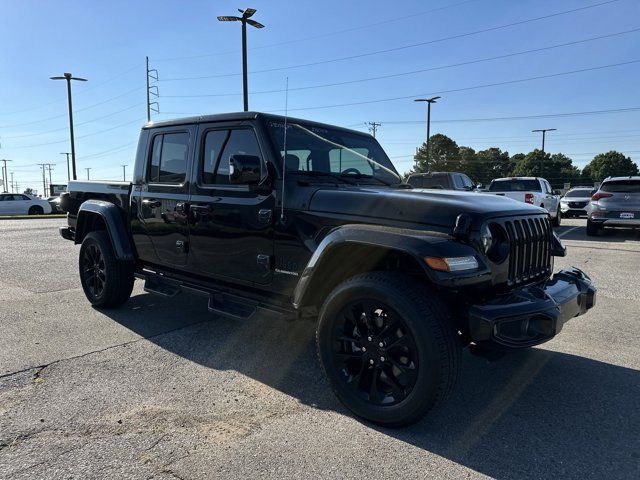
top-left (0, 159), bottom-right (12, 192)
top-left (532, 128), bottom-right (557, 176)
top-left (60, 152), bottom-right (71, 181)
top-left (37, 163), bottom-right (47, 196)
top-left (85, 168), bottom-right (92, 180)
top-left (218, 8), bottom-right (265, 112)
top-left (414, 96), bottom-right (441, 168)
top-left (121, 164), bottom-right (127, 181)
top-left (366, 122), bottom-right (382, 138)
top-left (45, 164), bottom-right (54, 195)
top-left (50, 73), bottom-right (88, 181)
top-left (146, 57), bottom-right (159, 122)
top-left (10, 172), bottom-right (14, 193)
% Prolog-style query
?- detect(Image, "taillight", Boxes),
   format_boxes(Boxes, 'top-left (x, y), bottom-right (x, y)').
top-left (524, 193), bottom-right (534, 204)
top-left (591, 192), bottom-right (613, 201)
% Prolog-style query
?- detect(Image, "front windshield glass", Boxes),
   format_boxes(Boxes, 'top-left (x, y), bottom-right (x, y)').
top-left (564, 189), bottom-right (595, 198)
top-left (267, 120), bottom-right (400, 185)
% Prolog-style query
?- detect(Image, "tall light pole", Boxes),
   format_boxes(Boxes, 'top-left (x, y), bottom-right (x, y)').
top-left (50, 73), bottom-right (87, 181)
top-left (532, 128), bottom-right (557, 176)
top-left (217, 8), bottom-right (265, 112)
top-left (121, 164), bottom-right (127, 181)
top-left (414, 96), bottom-right (441, 167)
top-left (60, 152), bottom-right (71, 181)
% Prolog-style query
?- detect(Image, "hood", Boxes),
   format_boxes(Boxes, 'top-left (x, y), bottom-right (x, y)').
top-left (308, 186), bottom-right (545, 228)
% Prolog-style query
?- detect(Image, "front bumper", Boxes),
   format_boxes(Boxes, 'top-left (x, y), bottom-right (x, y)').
top-left (468, 268), bottom-right (596, 348)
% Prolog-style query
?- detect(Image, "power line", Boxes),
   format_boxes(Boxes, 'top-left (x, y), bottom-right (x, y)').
top-left (160, 0), bottom-right (624, 81)
top-left (271, 59), bottom-right (640, 113)
top-left (154, 0), bottom-right (482, 62)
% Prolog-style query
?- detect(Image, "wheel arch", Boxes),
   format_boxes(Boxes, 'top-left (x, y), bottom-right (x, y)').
top-left (75, 200), bottom-right (134, 261)
top-left (293, 225), bottom-right (465, 310)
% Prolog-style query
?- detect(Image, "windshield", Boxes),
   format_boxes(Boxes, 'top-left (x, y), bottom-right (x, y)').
top-left (267, 120), bottom-right (400, 185)
top-left (564, 189), bottom-right (595, 198)
top-left (489, 179), bottom-right (541, 192)
top-left (600, 180), bottom-right (640, 193)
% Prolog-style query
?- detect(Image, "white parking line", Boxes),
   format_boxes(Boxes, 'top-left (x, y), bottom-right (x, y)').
top-left (559, 226), bottom-right (580, 238)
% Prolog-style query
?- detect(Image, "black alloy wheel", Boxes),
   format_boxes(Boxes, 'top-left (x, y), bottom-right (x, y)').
top-left (332, 300), bottom-right (418, 406)
top-left (81, 243), bottom-right (106, 299)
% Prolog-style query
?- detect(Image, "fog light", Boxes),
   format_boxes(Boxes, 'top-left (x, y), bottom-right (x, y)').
top-left (425, 255), bottom-right (478, 272)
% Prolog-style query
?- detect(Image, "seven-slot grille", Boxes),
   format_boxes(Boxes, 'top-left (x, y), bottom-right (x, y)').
top-left (502, 215), bottom-right (552, 285)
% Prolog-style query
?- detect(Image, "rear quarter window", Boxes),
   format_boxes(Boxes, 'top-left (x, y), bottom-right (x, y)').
top-left (600, 180), bottom-right (640, 193)
top-left (489, 180), bottom-right (542, 192)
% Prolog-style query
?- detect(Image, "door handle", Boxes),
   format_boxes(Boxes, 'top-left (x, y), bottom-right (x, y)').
top-left (142, 199), bottom-right (162, 208)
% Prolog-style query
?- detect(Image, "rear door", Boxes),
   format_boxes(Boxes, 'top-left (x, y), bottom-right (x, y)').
top-left (187, 121), bottom-right (275, 285)
top-left (133, 126), bottom-right (195, 268)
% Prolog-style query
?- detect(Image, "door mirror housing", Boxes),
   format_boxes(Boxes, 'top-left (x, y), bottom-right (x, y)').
top-left (229, 155), bottom-right (261, 185)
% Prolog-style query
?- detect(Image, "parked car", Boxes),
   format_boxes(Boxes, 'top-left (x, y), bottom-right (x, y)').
top-left (406, 171), bottom-right (475, 190)
top-left (0, 193), bottom-right (52, 215)
top-left (59, 112), bottom-right (595, 427)
top-left (486, 177), bottom-right (561, 226)
top-left (560, 187), bottom-right (596, 217)
top-left (47, 196), bottom-right (63, 213)
top-left (587, 176), bottom-right (640, 236)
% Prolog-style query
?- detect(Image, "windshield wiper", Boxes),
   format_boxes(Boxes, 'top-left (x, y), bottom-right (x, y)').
top-left (288, 170), bottom-right (357, 185)
top-left (339, 172), bottom-right (394, 186)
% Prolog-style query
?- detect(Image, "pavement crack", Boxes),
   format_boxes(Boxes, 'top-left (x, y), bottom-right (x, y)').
top-left (0, 318), bottom-right (212, 381)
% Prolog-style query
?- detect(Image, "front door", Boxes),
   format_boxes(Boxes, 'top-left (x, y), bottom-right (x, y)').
top-left (187, 122), bottom-right (275, 285)
top-left (133, 127), bottom-right (195, 268)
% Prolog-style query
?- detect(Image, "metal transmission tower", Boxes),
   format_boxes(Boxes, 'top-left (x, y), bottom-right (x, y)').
top-left (532, 128), bottom-right (557, 176)
top-left (37, 164), bottom-right (48, 196)
top-left (146, 57), bottom-right (159, 122)
top-left (1, 159), bottom-right (12, 192)
top-left (50, 73), bottom-right (87, 181)
top-left (60, 152), bottom-right (71, 181)
top-left (366, 122), bottom-right (382, 138)
top-left (218, 8), bottom-right (265, 112)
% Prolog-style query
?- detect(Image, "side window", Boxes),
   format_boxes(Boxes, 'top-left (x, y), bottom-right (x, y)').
top-left (213, 129), bottom-right (262, 185)
top-left (543, 180), bottom-right (552, 193)
top-left (462, 175), bottom-right (473, 188)
top-left (148, 132), bottom-right (189, 184)
top-left (19, 195), bottom-right (30, 200)
top-left (453, 175), bottom-right (464, 189)
top-left (202, 130), bottom-right (230, 184)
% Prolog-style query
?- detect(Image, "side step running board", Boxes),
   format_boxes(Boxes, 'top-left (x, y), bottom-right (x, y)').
top-left (208, 293), bottom-right (257, 320)
top-left (144, 275), bottom-right (182, 297)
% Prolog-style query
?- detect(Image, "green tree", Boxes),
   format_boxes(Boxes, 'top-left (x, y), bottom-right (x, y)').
top-left (457, 146), bottom-right (479, 182)
top-left (476, 148), bottom-right (512, 184)
top-left (23, 188), bottom-right (34, 195)
top-left (412, 134), bottom-right (460, 173)
top-left (510, 150), bottom-right (580, 187)
top-left (581, 151), bottom-right (639, 182)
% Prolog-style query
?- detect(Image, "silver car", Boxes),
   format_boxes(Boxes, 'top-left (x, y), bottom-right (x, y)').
top-left (560, 187), bottom-right (596, 217)
top-left (587, 176), bottom-right (640, 236)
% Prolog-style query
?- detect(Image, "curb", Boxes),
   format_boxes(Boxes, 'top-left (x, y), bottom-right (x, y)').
top-left (0, 215), bottom-right (66, 220)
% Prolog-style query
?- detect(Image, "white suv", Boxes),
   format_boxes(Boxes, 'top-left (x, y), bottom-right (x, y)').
top-left (486, 177), bottom-right (561, 226)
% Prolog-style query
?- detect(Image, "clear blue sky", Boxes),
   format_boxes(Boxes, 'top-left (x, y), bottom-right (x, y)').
top-left (1, 0), bottom-right (639, 193)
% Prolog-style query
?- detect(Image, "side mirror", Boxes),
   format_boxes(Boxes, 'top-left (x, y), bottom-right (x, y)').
top-left (229, 154), bottom-right (261, 185)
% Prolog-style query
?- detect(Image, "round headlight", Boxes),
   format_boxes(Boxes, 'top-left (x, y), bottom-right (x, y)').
top-left (480, 224), bottom-right (493, 253)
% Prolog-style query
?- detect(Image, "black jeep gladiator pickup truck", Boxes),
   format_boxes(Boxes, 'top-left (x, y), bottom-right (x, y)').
top-left (60, 112), bottom-right (596, 427)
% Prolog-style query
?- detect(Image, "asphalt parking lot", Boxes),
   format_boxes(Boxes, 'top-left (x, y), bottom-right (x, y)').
top-left (1, 218), bottom-right (639, 479)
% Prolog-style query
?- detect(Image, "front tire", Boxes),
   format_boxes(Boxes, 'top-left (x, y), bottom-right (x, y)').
top-left (316, 272), bottom-right (460, 427)
top-left (28, 206), bottom-right (43, 215)
top-left (552, 207), bottom-right (561, 226)
top-left (79, 231), bottom-right (134, 308)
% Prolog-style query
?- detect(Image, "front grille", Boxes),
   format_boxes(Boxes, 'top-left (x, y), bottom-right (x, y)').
top-left (502, 216), bottom-right (552, 285)
top-left (569, 201), bottom-right (588, 208)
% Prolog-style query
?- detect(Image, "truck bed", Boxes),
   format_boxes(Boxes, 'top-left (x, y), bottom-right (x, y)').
top-left (64, 180), bottom-right (132, 217)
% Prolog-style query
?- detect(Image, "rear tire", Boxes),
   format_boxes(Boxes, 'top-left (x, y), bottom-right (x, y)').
top-left (552, 207), bottom-right (561, 227)
top-left (586, 219), bottom-right (600, 236)
top-left (79, 231), bottom-right (134, 308)
top-left (316, 272), bottom-right (460, 427)
top-left (28, 206), bottom-right (43, 215)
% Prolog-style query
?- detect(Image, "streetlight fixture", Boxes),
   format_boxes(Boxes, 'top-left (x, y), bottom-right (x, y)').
top-left (50, 73), bottom-right (87, 181)
top-left (532, 128), bottom-right (557, 176)
top-left (217, 8), bottom-right (265, 112)
top-left (414, 96), bottom-right (441, 166)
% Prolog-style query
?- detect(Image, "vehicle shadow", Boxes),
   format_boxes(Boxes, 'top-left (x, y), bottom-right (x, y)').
top-left (105, 292), bottom-right (640, 480)
top-left (560, 224), bottom-right (640, 244)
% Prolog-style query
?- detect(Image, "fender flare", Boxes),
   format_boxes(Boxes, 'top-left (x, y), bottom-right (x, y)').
top-left (292, 224), bottom-right (484, 309)
top-left (75, 200), bottom-right (134, 261)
